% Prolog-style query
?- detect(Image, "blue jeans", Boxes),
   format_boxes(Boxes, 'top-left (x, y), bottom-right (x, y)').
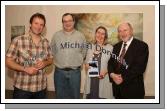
top-left (13, 87), bottom-right (46, 99)
top-left (54, 68), bottom-right (81, 99)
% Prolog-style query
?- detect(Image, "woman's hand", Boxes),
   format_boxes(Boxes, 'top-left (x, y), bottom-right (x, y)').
top-left (98, 71), bottom-right (107, 79)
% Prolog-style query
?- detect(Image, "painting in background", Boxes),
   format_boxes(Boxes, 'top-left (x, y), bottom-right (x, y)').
top-left (74, 13), bottom-right (143, 45)
top-left (11, 26), bottom-right (25, 40)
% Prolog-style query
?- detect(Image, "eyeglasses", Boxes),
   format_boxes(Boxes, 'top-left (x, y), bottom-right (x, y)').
top-left (63, 20), bottom-right (73, 23)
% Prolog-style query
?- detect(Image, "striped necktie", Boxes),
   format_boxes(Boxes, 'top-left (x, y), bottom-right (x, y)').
top-left (116, 42), bottom-right (127, 72)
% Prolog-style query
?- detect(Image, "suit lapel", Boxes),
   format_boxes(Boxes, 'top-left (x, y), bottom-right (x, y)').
top-left (115, 42), bottom-right (123, 56)
top-left (124, 39), bottom-right (136, 64)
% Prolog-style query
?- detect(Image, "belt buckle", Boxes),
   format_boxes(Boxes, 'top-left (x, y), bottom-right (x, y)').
top-left (64, 68), bottom-right (72, 71)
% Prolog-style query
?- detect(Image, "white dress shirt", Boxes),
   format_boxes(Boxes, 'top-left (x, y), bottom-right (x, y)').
top-left (119, 36), bottom-right (134, 56)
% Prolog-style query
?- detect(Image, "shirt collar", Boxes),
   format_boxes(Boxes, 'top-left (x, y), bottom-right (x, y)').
top-left (28, 32), bottom-right (45, 42)
top-left (63, 29), bottom-right (76, 35)
top-left (123, 36), bottom-right (133, 48)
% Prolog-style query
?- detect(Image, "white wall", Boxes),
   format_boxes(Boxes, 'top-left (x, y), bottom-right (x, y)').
top-left (5, 5), bottom-right (155, 96)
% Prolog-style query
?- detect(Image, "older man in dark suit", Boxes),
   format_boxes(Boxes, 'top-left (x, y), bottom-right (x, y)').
top-left (108, 22), bottom-right (149, 99)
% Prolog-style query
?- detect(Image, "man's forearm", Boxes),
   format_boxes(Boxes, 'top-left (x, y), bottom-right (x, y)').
top-left (6, 57), bottom-right (24, 72)
top-left (44, 58), bottom-right (53, 67)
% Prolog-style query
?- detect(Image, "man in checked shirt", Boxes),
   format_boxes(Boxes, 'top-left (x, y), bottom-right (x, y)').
top-left (6, 13), bottom-right (53, 99)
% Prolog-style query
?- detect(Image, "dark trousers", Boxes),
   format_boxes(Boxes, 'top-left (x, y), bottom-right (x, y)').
top-left (13, 87), bottom-right (46, 99)
top-left (114, 86), bottom-right (144, 99)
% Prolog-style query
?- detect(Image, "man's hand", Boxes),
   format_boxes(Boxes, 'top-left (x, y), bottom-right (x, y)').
top-left (24, 67), bottom-right (38, 75)
top-left (110, 73), bottom-right (123, 85)
top-left (35, 60), bottom-right (46, 70)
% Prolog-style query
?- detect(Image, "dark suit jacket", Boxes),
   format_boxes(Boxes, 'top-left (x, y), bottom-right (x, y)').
top-left (108, 38), bottom-right (149, 99)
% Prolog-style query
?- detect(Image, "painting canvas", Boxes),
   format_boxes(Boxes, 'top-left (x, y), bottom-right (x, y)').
top-left (74, 13), bottom-right (143, 45)
top-left (11, 26), bottom-right (25, 40)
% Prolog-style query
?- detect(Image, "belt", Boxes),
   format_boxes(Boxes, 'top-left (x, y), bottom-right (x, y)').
top-left (57, 66), bottom-right (81, 71)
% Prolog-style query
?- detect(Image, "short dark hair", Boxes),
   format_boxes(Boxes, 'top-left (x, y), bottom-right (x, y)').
top-left (29, 13), bottom-right (46, 26)
top-left (62, 13), bottom-right (75, 23)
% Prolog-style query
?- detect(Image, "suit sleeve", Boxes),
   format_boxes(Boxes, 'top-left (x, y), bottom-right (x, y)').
top-left (108, 49), bottom-right (115, 83)
top-left (121, 43), bottom-right (149, 83)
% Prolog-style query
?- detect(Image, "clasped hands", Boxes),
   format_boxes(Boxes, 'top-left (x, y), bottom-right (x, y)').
top-left (110, 73), bottom-right (123, 85)
top-left (24, 60), bottom-right (46, 75)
